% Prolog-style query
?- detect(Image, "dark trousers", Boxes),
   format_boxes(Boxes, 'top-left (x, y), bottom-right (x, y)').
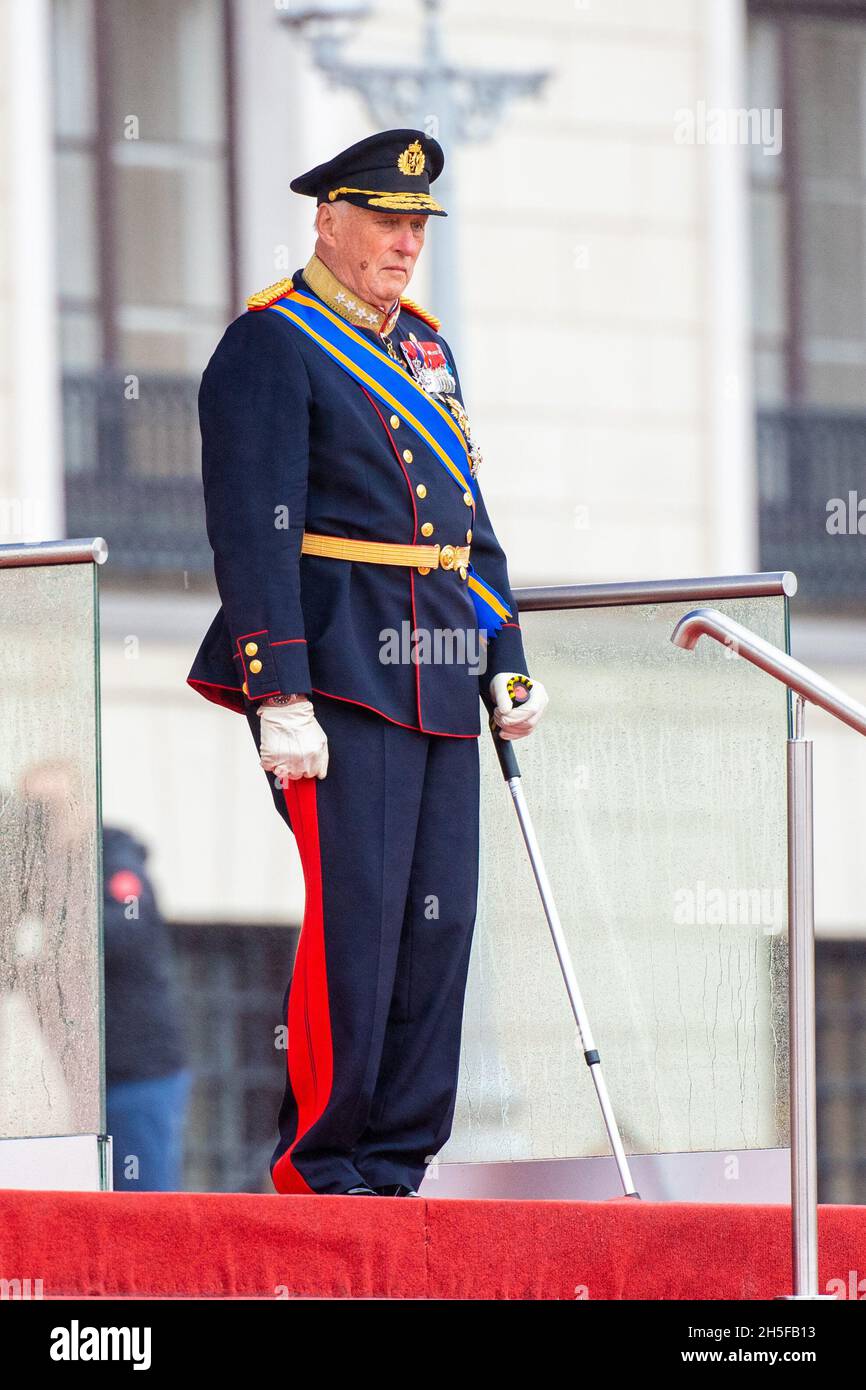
top-left (246, 694), bottom-right (480, 1195)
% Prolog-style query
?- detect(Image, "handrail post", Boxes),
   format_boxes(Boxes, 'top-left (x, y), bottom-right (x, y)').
top-left (669, 609), bottom-right (852, 1300)
top-left (784, 695), bottom-right (820, 1299)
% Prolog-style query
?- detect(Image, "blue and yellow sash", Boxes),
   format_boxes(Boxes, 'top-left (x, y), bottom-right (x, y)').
top-left (266, 289), bottom-right (512, 637)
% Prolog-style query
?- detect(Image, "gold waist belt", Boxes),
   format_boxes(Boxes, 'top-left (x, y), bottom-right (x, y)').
top-left (301, 530), bottom-right (471, 577)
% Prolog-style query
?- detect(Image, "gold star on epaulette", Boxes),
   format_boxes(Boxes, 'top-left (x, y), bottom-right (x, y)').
top-left (399, 297), bottom-right (441, 333)
top-left (247, 277), bottom-right (296, 311)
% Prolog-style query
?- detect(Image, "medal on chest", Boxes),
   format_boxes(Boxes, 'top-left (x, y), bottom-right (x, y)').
top-left (440, 394), bottom-right (483, 478)
top-left (399, 335), bottom-right (456, 395)
top-left (390, 333), bottom-right (483, 477)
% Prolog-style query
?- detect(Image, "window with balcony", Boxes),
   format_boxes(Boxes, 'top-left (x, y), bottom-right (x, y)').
top-left (749, 0), bottom-right (866, 607)
top-left (51, 0), bottom-right (236, 576)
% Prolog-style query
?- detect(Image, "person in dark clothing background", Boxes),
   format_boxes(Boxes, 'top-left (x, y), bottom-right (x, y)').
top-left (103, 825), bottom-right (192, 1191)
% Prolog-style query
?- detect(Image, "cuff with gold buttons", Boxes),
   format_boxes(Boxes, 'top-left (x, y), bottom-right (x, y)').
top-left (236, 630), bottom-right (276, 701)
top-left (235, 629), bottom-right (312, 704)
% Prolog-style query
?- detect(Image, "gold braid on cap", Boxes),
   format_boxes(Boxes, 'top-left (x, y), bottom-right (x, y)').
top-left (327, 186), bottom-right (444, 212)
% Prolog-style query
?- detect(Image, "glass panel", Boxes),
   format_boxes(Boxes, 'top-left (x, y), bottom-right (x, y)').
top-left (806, 361), bottom-right (866, 405)
top-left (117, 324), bottom-right (227, 373)
top-left (795, 21), bottom-right (864, 183)
top-left (794, 18), bottom-right (866, 406)
top-left (446, 594), bottom-right (789, 1165)
top-left (114, 161), bottom-right (229, 320)
top-left (56, 150), bottom-right (100, 303)
top-left (59, 310), bottom-right (103, 371)
top-left (52, 0), bottom-right (96, 141)
top-left (750, 188), bottom-right (788, 344)
top-left (747, 18), bottom-right (788, 408)
top-left (802, 201), bottom-right (864, 344)
top-left (107, 0), bottom-right (226, 145)
top-left (747, 19), bottom-right (783, 183)
top-left (754, 348), bottom-right (787, 407)
top-left (107, 1), bottom-right (230, 372)
top-left (0, 563), bottom-right (102, 1140)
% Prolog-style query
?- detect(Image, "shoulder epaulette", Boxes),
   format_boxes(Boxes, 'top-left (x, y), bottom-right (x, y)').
top-left (247, 277), bottom-right (296, 311)
top-left (400, 296), bottom-right (441, 333)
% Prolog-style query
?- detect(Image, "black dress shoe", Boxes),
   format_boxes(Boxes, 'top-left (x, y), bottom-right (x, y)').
top-left (371, 1183), bottom-right (419, 1197)
top-left (344, 1184), bottom-right (378, 1195)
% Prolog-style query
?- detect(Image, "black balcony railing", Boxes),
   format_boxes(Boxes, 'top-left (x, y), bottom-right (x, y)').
top-left (62, 378), bottom-right (865, 601)
top-left (817, 938), bottom-right (866, 1206)
top-left (169, 922), bottom-right (299, 1194)
top-left (757, 407), bottom-right (866, 608)
top-left (62, 371), bottom-right (213, 575)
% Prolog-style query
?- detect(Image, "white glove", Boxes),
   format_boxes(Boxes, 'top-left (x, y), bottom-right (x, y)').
top-left (257, 696), bottom-right (329, 781)
top-left (489, 672), bottom-right (549, 741)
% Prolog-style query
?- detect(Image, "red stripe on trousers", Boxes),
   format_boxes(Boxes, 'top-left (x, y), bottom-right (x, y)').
top-left (271, 776), bottom-right (334, 1195)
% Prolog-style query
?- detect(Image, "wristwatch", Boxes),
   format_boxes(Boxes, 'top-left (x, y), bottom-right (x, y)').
top-left (263, 692), bottom-right (309, 706)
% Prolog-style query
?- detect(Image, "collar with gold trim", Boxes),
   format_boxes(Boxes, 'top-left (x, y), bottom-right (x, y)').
top-left (301, 253), bottom-right (401, 338)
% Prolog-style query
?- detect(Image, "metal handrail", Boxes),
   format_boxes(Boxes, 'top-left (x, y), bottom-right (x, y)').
top-left (670, 605), bottom-right (860, 1303)
top-left (672, 607), bottom-right (866, 737)
top-left (0, 537), bottom-right (108, 568)
top-left (514, 570), bottom-right (797, 611)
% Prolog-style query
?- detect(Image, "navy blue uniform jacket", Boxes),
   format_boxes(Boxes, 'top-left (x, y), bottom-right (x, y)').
top-left (187, 264), bottom-right (529, 738)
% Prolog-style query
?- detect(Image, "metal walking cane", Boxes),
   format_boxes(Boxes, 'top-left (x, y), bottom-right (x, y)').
top-left (483, 676), bottom-right (640, 1200)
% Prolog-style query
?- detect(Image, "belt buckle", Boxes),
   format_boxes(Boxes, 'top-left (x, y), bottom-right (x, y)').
top-left (439, 544), bottom-right (457, 570)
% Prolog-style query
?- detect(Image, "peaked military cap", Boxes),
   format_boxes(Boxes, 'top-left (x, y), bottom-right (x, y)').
top-left (290, 128), bottom-right (447, 216)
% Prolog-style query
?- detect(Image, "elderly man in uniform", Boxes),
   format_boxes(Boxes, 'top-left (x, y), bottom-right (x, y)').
top-left (188, 129), bottom-right (548, 1197)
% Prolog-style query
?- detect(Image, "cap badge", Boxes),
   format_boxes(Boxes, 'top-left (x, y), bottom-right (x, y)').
top-left (397, 140), bottom-right (426, 176)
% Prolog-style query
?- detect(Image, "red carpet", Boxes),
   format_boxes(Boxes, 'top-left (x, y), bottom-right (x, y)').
top-left (1, 1191), bottom-right (864, 1300)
